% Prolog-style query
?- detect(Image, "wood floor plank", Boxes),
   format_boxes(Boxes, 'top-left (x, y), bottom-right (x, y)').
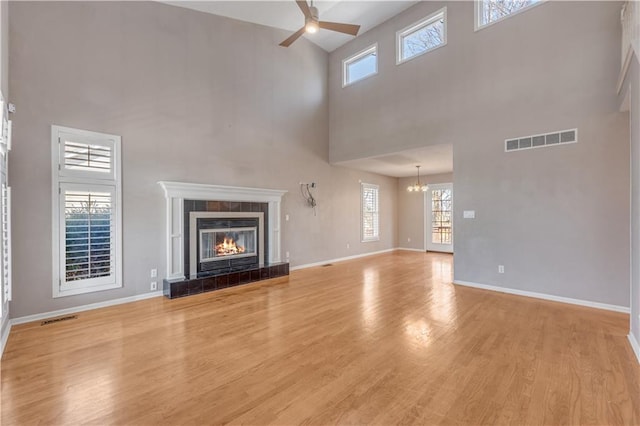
top-left (1, 252), bottom-right (639, 425)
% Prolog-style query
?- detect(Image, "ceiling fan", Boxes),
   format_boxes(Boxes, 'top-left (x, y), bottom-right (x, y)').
top-left (279, 0), bottom-right (361, 47)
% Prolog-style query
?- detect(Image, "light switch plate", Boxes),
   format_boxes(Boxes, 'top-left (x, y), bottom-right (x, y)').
top-left (463, 210), bottom-right (475, 219)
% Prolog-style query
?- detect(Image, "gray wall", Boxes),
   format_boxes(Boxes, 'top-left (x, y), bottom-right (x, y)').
top-left (629, 56), bottom-right (640, 346)
top-left (8, 1), bottom-right (397, 318)
top-left (397, 172), bottom-right (452, 250)
top-left (330, 1), bottom-right (630, 307)
top-left (0, 0), bottom-right (7, 97)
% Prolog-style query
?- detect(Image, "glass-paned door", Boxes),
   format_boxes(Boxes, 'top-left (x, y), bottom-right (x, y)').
top-left (426, 183), bottom-right (453, 253)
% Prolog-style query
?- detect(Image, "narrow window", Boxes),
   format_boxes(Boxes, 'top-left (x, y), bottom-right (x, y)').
top-left (361, 183), bottom-right (380, 242)
top-left (52, 126), bottom-right (122, 297)
top-left (2, 184), bottom-right (11, 309)
top-left (343, 44), bottom-right (378, 87)
top-left (397, 8), bottom-right (447, 64)
top-left (476, 0), bottom-right (542, 30)
top-left (0, 96), bottom-right (11, 317)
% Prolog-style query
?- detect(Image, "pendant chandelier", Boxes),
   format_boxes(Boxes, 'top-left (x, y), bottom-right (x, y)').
top-left (407, 165), bottom-right (429, 192)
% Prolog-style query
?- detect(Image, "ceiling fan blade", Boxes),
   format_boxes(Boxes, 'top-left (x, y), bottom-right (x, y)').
top-left (279, 27), bottom-right (306, 47)
top-left (296, 0), bottom-right (312, 19)
top-left (319, 21), bottom-right (360, 36)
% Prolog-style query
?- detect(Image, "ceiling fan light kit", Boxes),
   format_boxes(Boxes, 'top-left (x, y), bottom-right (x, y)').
top-left (305, 6), bottom-right (319, 33)
top-left (305, 21), bottom-right (319, 34)
top-left (280, 0), bottom-right (361, 47)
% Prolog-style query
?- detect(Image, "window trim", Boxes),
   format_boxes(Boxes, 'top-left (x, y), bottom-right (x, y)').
top-left (51, 125), bottom-right (122, 298)
top-left (342, 43), bottom-right (378, 88)
top-left (361, 183), bottom-right (380, 243)
top-left (396, 7), bottom-right (447, 65)
top-left (474, 0), bottom-right (545, 32)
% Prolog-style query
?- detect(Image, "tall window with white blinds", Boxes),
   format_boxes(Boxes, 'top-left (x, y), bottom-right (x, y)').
top-left (2, 184), bottom-right (11, 307)
top-left (62, 185), bottom-right (114, 285)
top-left (52, 126), bottom-right (122, 297)
top-left (361, 183), bottom-right (380, 242)
top-left (0, 95), bottom-right (11, 319)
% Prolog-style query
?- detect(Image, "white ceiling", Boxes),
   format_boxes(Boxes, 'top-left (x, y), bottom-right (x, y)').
top-left (164, 1), bottom-right (418, 52)
top-left (334, 145), bottom-right (453, 178)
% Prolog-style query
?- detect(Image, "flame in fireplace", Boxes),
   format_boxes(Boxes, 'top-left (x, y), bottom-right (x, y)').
top-left (216, 237), bottom-right (245, 256)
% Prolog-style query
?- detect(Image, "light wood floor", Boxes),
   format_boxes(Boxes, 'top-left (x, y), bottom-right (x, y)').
top-left (2, 252), bottom-right (639, 425)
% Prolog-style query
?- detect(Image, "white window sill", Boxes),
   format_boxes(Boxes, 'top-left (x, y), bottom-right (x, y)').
top-left (362, 237), bottom-right (380, 243)
top-left (54, 281), bottom-right (122, 298)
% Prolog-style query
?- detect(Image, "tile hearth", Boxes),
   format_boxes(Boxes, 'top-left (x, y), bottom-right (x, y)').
top-left (163, 262), bottom-right (289, 299)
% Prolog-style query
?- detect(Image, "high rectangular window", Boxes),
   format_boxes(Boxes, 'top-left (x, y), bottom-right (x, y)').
top-left (397, 8), bottom-right (447, 64)
top-left (343, 44), bottom-right (378, 87)
top-left (361, 183), bottom-right (379, 242)
top-left (52, 126), bottom-right (122, 297)
top-left (476, 0), bottom-right (542, 30)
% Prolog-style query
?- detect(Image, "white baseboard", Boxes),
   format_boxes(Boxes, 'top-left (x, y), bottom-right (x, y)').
top-left (453, 280), bottom-right (629, 314)
top-left (0, 317), bottom-right (11, 359)
top-left (10, 290), bottom-right (164, 326)
top-left (396, 247), bottom-right (425, 253)
top-left (290, 248), bottom-right (396, 271)
top-left (629, 333), bottom-right (640, 364)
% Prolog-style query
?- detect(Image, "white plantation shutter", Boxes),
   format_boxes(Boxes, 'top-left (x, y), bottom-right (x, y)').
top-left (61, 185), bottom-right (115, 288)
top-left (59, 132), bottom-right (115, 180)
top-left (2, 184), bottom-right (10, 302)
top-left (0, 95), bottom-right (10, 319)
top-left (52, 126), bottom-right (121, 297)
top-left (361, 183), bottom-right (380, 241)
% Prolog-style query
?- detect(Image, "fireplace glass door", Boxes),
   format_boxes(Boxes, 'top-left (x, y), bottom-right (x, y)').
top-left (200, 227), bottom-right (257, 262)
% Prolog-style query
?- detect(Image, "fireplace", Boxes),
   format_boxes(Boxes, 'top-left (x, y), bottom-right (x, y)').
top-left (190, 212), bottom-right (264, 279)
top-left (201, 228), bottom-right (256, 261)
top-left (158, 182), bottom-right (289, 299)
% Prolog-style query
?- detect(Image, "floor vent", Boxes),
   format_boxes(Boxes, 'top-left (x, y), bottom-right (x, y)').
top-left (505, 128), bottom-right (577, 152)
top-left (41, 315), bottom-right (77, 326)
top-left (322, 264), bottom-right (333, 267)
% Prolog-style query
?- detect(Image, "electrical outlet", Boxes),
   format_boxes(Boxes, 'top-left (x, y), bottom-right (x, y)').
top-left (407, 237), bottom-right (411, 242)
top-left (286, 251), bottom-right (290, 258)
top-left (498, 265), bottom-right (504, 274)
top-left (150, 268), bottom-right (157, 278)
top-left (346, 243), bottom-right (350, 249)
top-left (150, 281), bottom-right (158, 291)
top-left (285, 214), bottom-right (290, 221)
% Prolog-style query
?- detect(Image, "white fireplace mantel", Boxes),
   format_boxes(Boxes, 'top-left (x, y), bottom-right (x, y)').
top-left (158, 181), bottom-right (287, 281)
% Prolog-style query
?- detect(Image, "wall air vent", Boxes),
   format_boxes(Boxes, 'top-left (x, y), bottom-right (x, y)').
top-left (41, 315), bottom-right (77, 326)
top-left (505, 129), bottom-right (577, 152)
